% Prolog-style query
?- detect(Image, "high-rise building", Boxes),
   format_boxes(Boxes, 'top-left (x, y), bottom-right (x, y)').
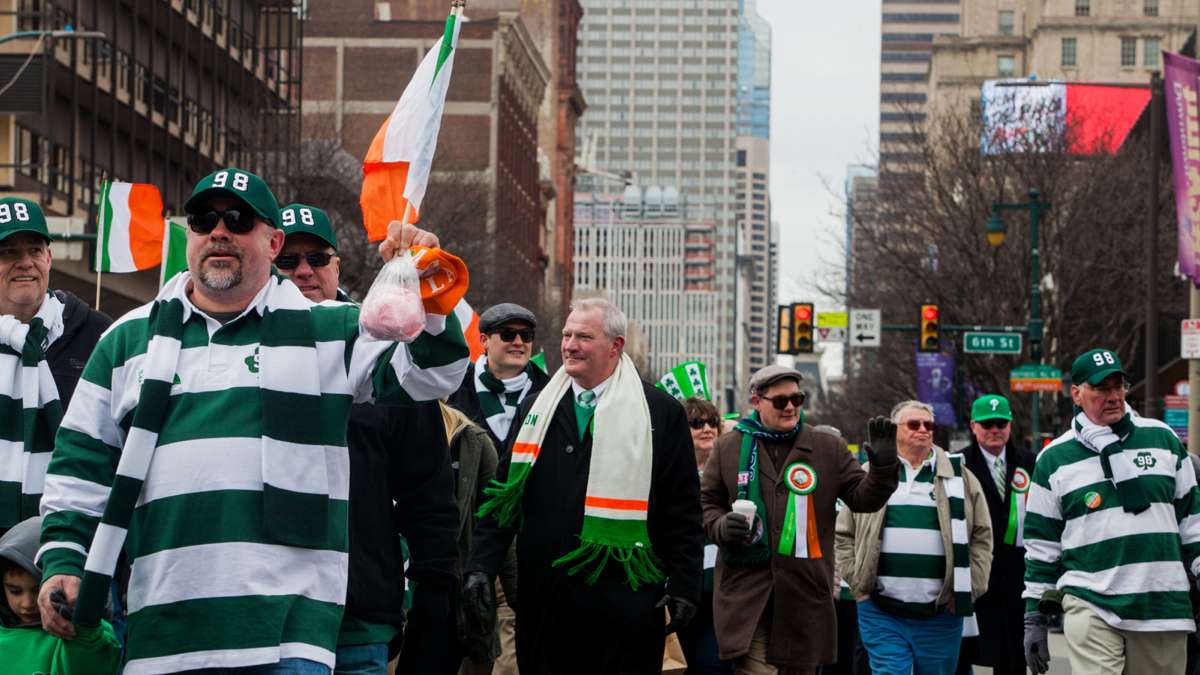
top-left (735, 0), bottom-right (772, 389)
top-left (575, 0), bottom-right (739, 404)
top-left (879, 3), bottom-right (961, 172)
top-left (927, 0), bottom-right (1197, 114)
top-left (573, 187), bottom-right (719, 381)
top-left (0, 0), bottom-right (302, 315)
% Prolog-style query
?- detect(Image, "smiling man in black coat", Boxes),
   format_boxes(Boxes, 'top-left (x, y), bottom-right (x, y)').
top-left (956, 394), bottom-right (1036, 675)
top-left (463, 297), bottom-right (703, 675)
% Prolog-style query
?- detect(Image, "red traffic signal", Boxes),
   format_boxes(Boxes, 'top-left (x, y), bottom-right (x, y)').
top-left (922, 305), bottom-right (939, 321)
top-left (919, 303), bottom-right (940, 353)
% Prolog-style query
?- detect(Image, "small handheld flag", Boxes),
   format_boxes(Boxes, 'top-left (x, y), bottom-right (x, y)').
top-left (656, 361), bottom-right (711, 401)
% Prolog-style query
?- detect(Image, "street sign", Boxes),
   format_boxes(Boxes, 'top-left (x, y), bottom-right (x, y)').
top-left (1010, 364), bottom-right (1063, 393)
top-left (963, 331), bottom-right (1023, 354)
top-left (849, 309), bottom-right (881, 347)
top-left (817, 326), bottom-right (846, 342)
top-left (817, 311), bottom-right (848, 328)
top-left (1183, 319), bottom-right (1200, 359)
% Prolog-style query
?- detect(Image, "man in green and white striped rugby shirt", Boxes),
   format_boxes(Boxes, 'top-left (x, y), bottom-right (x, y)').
top-left (31, 168), bottom-right (470, 674)
top-left (1022, 348), bottom-right (1200, 675)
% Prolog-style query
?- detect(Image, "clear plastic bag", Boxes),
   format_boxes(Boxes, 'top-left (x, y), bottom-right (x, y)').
top-left (359, 252), bottom-right (427, 342)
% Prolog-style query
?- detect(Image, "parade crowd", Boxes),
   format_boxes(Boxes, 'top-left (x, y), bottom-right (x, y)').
top-left (1, 167), bottom-right (1199, 675)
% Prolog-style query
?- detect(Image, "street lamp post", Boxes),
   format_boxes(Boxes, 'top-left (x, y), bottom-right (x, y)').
top-left (988, 188), bottom-right (1052, 447)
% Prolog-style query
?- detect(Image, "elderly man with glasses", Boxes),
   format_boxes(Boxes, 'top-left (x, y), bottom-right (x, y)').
top-left (701, 365), bottom-right (899, 674)
top-left (1022, 349), bottom-right (1200, 675)
top-left (954, 395), bottom-right (1035, 675)
top-left (836, 400), bottom-right (992, 675)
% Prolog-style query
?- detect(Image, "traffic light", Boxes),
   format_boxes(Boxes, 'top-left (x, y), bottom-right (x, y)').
top-left (792, 302), bottom-right (814, 353)
top-left (777, 305), bottom-right (793, 355)
top-left (919, 304), bottom-right (940, 352)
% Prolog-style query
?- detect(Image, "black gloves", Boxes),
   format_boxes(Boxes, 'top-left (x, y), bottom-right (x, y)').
top-left (865, 416), bottom-right (898, 467)
top-left (1023, 611), bottom-right (1051, 674)
top-left (657, 595), bottom-right (697, 634)
top-left (713, 511), bottom-right (751, 547)
top-left (461, 571), bottom-right (495, 639)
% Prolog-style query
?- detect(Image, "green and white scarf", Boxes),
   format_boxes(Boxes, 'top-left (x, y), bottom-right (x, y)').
top-left (945, 454), bottom-right (974, 619)
top-left (0, 294), bottom-right (65, 529)
top-left (478, 353), bottom-right (665, 589)
top-left (722, 412), bottom-right (804, 566)
top-left (473, 354), bottom-right (532, 441)
top-left (73, 272), bottom-right (327, 626)
top-left (1073, 404), bottom-right (1149, 514)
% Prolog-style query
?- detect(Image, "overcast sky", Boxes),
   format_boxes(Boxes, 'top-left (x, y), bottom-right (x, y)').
top-left (758, 0), bottom-right (881, 307)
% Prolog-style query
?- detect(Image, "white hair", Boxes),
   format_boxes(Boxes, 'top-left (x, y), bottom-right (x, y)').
top-left (890, 399), bottom-right (935, 423)
top-left (569, 297), bottom-right (627, 340)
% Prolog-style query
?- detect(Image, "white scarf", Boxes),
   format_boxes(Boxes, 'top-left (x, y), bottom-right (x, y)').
top-left (473, 354), bottom-right (532, 441)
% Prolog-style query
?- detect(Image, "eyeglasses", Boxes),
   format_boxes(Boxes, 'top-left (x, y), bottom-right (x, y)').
top-left (904, 420), bottom-right (936, 432)
top-left (759, 393), bottom-right (805, 410)
top-left (187, 208), bottom-right (258, 234)
top-left (689, 418), bottom-right (720, 430)
top-left (494, 328), bottom-right (535, 343)
top-left (977, 419), bottom-right (1009, 430)
top-left (275, 252), bottom-right (335, 270)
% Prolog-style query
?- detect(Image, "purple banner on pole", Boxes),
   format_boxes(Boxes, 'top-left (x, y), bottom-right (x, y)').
top-left (1165, 51), bottom-right (1200, 284)
top-left (916, 351), bottom-right (957, 428)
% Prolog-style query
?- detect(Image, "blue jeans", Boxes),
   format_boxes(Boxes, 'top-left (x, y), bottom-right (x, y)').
top-left (857, 597), bottom-right (963, 675)
top-left (183, 658), bottom-right (330, 674)
top-left (334, 643), bottom-right (389, 675)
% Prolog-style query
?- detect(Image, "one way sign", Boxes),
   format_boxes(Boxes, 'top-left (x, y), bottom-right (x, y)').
top-left (849, 309), bottom-right (881, 348)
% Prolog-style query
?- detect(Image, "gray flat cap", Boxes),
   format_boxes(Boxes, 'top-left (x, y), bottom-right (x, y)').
top-left (479, 303), bottom-right (537, 333)
top-left (749, 364), bottom-right (804, 394)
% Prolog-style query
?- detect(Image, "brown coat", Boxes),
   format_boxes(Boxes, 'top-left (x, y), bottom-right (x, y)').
top-left (700, 425), bottom-right (899, 670)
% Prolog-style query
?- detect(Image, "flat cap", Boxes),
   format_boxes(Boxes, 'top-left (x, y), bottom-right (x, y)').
top-left (749, 364), bottom-right (804, 394)
top-left (479, 302), bottom-right (537, 333)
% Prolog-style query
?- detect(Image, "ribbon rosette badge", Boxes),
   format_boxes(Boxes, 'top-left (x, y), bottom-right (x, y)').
top-left (784, 462), bottom-right (818, 495)
top-left (1011, 467), bottom-right (1031, 494)
top-left (1084, 491), bottom-right (1102, 510)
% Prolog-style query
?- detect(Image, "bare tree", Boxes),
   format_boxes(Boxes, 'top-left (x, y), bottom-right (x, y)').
top-left (815, 96), bottom-right (1185, 446)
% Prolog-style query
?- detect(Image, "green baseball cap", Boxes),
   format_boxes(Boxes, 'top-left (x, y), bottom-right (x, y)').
top-left (1071, 348), bottom-right (1127, 386)
top-left (184, 167), bottom-right (280, 228)
top-left (280, 203), bottom-right (337, 250)
top-left (971, 394), bottom-right (1012, 422)
top-left (0, 197), bottom-right (50, 243)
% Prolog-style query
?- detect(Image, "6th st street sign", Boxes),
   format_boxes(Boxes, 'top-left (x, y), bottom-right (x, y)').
top-left (963, 331), bottom-right (1023, 354)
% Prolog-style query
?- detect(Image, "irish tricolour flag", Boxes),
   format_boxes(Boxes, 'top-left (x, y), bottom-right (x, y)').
top-left (359, 6), bottom-right (461, 242)
top-left (95, 181), bottom-right (164, 273)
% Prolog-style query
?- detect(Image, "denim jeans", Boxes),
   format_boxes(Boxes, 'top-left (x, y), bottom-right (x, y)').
top-left (334, 643), bottom-right (389, 675)
top-left (183, 658), bottom-right (331, 674)
top-left (856, 597), bottom-right (963, 675)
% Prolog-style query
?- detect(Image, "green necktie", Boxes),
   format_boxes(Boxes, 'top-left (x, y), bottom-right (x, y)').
top-left (574, 389), bottom-right (597, 441)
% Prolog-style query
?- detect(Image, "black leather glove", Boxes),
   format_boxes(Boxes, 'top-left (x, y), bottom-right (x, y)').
top-left (461, 571), bottom-right (494, 640)
top-left (657, 595), bottom-right (697, 634)
top-left (713, 511), bottom-right (750, 547)
top-left (865, 416), bottom-right (898, 467)
top-left (1023, 611), bottom-right (1051, 674)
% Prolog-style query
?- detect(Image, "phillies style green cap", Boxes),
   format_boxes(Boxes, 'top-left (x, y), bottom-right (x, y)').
top-left (971, 395), bottom-right (1012, 422)
top-left (184, 167), bottom-right (280, 228)
top-left (280, 203), bottom-right (338, 250)
top-left (0, 197), bottom-right (50, 243)
top-left (1071, 348), bottom-right (1127, 386)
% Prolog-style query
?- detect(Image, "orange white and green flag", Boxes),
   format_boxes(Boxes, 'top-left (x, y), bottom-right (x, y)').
top-left (95, 181), bottom-right (164, 273)
top-left (359, 6), bottom-right (461, 242)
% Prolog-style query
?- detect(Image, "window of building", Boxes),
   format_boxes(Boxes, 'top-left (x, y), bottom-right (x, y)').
top-left (1075, 0), bottom-right (1089, 16)
top-left (1062, 37), bottom-right (1077, 66)
top-left (1145, 37), bottom-right (1161, 66)
top-left (1121, 37), bottom-right (1137, 67)
top-left (998, 10), bottom-right (1014, 36)
top-left (1144, 0), bottom-right (1158, 16)
top-left (997, 55), bottom-right (1016, 77)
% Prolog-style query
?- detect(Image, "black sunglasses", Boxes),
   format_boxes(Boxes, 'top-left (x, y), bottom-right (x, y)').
top-left (904, 420), bottom-right (936, 432)
top-left (689, 418), bottom-right (720, 430)
top-left (187, 208), bottom-right (257, 234)
top-left (493, 328), bottom-right (535, 343)
top-left (275, 252), bottom-right (335, 270)
top-left (760, 393), bottom-right (805, 410)
top-left (977, 419), bottom-right (1009, 430)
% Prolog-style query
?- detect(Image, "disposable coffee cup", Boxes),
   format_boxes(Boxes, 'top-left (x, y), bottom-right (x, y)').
top-left (731, 499), bottom-right (757, 524)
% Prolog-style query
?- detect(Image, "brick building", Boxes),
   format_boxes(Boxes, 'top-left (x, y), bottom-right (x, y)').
top-left (301, 0), bottom-right (551, 315)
